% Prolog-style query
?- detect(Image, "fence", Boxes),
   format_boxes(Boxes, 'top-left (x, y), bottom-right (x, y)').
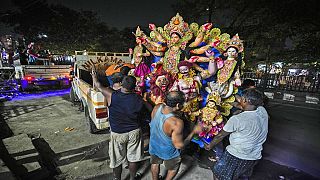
top-left (242, 72), bottom-right (320, 93)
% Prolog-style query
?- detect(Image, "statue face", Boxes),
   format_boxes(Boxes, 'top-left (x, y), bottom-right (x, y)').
top-left (179, 66), bottom-right (189, 75)
top-left (179, 81), bottom-right (190, 95)
top-left (170, 33), bottom-right (180, 44)
top-left (156, 75), bottom-right (169, 91)
top-left (227, 47), bottom-right (238, 58)
top-left (207, 101), bottom-right (216, 108)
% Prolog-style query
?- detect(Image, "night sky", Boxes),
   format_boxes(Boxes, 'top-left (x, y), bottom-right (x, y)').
top-left (1, 0), bottom-right (178, 29)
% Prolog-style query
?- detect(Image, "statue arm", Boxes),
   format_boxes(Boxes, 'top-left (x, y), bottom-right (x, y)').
top-left (189, 30), bottom-right (205, 47)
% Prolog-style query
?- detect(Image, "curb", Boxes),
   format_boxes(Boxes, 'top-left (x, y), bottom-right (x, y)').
top-left (264, 91), bottom-right (320, 108)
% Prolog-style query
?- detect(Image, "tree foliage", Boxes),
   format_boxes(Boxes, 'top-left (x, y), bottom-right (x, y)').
top-left (1, 0), bottom-right (133, 54)
top-left (172, 0), bottom-right (320, 64)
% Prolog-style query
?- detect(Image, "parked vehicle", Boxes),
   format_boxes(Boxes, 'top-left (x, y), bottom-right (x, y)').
top-left (70, 51), bottom-right (130, 133)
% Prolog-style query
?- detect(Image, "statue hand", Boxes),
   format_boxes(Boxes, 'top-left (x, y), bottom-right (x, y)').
top-left (216, 57), bottom-right (224, 69)
top-left (188, 56), bottom-right (199, 63)
top-left (138, 37), bottom-right (146, 44)
top-left (149, 24), bottom-right (156, 31)
top-left (202, 23), bottom-right (212, 31)
top-left (210, 39), bottom-right (221, 47)
top-left (90, 65), bottom-right (97, 78)
top-left (129, 48), bottom-right (133, 54)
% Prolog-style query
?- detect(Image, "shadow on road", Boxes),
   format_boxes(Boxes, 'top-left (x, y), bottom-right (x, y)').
top-left (1, 104), bottom-right (55, 120)
top-left (57, 140), bottom-right (109, 166)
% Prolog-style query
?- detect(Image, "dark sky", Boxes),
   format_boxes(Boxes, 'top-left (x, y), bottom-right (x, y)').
top-left (1, 0), bottom-right (179, 29)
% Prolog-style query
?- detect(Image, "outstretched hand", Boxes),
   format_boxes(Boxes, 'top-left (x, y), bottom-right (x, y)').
top-left (90, 65), bottom-right (97, 78)
top-left (149, 24), bottom-right (156, 31)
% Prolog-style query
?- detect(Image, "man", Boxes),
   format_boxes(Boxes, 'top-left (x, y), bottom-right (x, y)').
top-left (91, 66), bottom-right (144, 180)
top-left (105, 60), bottom-right (134, 85)
top-left (232, 78), bottom-right (256, 115)
top-left (149, 91), bottom-right (201, 180)
top-left (205, 88), bottom-right (268, 180)
top-left (110, 72), bottom-right (124, 90)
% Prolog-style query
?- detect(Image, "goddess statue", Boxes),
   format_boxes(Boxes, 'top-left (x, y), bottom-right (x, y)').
top-left (130, 26), bottom-right (152, 86)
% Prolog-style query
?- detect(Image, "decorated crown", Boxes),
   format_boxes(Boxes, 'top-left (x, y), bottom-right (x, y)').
top-left (164, 13), bottom-right (189, 38)
top-left (225, 34), bottom-right (244, 52)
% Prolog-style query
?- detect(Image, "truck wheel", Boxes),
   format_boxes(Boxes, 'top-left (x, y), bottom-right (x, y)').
top-left (69, 87), bottom-right (76, 105)
top-left (79, 99), bottom-right (84, 112)
top-left (85, 107), bottom-right (98, 134)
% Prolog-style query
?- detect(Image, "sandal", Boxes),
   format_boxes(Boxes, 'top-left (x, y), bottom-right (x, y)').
top-left (135, 172), bottom-right (142, 180)
top-left (208, 156), bottom-right (217, 162)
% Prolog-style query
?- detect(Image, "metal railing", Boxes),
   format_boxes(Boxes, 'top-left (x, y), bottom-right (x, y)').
top-left (242, 72), bottom-right (320, 93)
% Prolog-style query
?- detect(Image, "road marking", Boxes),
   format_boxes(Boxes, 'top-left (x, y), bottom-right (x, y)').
top-left (269, 101), bottom-right (320, 111)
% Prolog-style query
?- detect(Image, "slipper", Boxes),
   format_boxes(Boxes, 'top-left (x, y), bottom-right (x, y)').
top-left (208, 156), bottom-right (217, 162)
top-left (135, 172), bottom-right (142, 180)
top-left (159, 175), bottom-right (164, 180)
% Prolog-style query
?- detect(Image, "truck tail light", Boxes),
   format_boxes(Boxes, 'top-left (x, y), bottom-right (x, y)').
top-left (24, 76), bottom-right (34, 81)
top-left (95, 107), bottom-right (108, 119)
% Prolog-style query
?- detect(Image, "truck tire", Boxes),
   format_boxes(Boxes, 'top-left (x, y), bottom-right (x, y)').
top-left (70, 87), bottom-right (76, 104)
top-left (79, 99), bottom-right (84, 112)
top-left (85, 107), bottom-right (98, 134)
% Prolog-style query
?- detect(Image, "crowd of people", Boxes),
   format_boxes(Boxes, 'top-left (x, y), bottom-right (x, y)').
top-left (91, 13), bottom-right (269, 180)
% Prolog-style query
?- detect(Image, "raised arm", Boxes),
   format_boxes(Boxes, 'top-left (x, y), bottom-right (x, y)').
top-left (204, 130), bottom-right (231, 150)
top-left (91, 65), bottom-right (114, 105)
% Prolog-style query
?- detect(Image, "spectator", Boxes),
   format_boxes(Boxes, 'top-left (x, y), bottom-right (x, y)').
top-left (205, 88), bottom-right (268, 180)
top-left (105, 61), bottom-right (134, 86)
top-left (232, 79), bottom-right (256, 115)
top-left (149, 91), bottom-right (201, 180)
top-left (91, 67), bottom-right (145, 180)
top-left (110, 72), bottom-right (124, 90)
top-left (120, 65), bottom-right (131, 76)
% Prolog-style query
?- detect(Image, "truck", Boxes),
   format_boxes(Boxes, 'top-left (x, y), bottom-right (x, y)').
top-left (15, 61), bottom-right (72, 91)
top-left (12, 49), bottom-right (75, 91)
top-left (70, 51), bottom-right (131, 133)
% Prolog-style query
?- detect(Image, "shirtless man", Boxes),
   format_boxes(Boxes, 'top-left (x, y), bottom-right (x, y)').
top-left (148, 91), bottom-right (201, 180)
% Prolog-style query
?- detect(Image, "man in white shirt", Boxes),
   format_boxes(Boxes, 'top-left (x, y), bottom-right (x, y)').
top-left (205, 88), bottom-right (269, 180)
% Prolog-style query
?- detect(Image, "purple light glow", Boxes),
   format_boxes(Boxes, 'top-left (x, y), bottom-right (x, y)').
top-left (11, 88), bottom-right (70, 101)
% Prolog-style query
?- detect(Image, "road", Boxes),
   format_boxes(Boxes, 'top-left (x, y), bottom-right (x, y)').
top-left (264, 101), bottom-right (320, 177)
top-left (0, 90), bottom-right (112, 179)
top-left (0, 90), bottom-right (319, 179)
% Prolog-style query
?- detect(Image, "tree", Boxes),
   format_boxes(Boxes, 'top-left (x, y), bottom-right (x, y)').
top-left (172, 0), bottom-right (320, 65)
top-left (1, 0), bottom-right (132, 53)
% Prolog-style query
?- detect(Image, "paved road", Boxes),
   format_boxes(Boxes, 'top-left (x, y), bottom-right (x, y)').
top-left (1, 90), bottom-right (319, 179)
top-left (264, 100), bottom-right (320, 177)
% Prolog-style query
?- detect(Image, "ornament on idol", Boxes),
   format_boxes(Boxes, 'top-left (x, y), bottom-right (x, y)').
top-left (170, 61), bottom-right (202, 122)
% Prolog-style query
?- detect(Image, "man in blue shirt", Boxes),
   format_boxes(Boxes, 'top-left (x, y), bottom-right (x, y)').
top-left (92, 66), bottom-right (148, 180)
